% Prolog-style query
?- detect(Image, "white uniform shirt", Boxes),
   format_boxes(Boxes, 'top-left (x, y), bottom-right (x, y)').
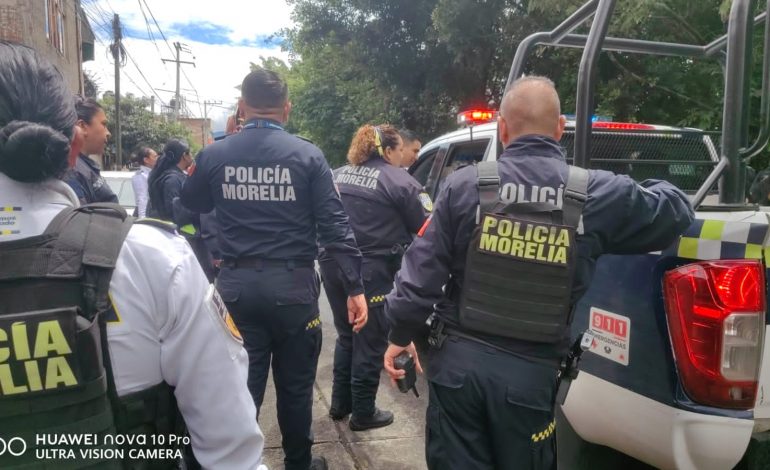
top-left (0, 173), bottom-right (267, 470)
top-left (131, 165), bottom-right (151, 217)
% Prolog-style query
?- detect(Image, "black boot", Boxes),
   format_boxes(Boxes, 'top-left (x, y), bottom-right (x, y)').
top-left (349, 408), bottom-right (394, 431)
top-left (329, 403), bottom-right (352, 421)
top-left (310, 455), bottom-right (328, 470)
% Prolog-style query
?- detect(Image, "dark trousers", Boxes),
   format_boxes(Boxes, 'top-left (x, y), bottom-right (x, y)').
top-left (217, 265), bottom-right (322, 470)
top-left (319, 258), bottom-right (390, 417)
top-left (424, 336), bottom-right (558, 470)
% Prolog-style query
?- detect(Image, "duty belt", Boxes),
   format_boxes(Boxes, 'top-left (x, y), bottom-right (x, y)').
top-left (427, 314), bottom-right (593, 404)
top-left (427, 314), bottom-right (560, 369)
top-left (222, 257), bottom-right (314, 269)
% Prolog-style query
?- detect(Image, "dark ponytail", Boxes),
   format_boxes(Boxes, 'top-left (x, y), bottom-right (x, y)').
top-left (0, 41), bottom-right (77, 183)
top-left (148, 139), bottom-right (190, 215)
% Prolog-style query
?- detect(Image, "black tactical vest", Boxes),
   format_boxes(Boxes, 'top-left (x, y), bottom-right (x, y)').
top-left (0, 204), bottom-right (184, 469)
top-left (459, 162), bottom-right (588, 344)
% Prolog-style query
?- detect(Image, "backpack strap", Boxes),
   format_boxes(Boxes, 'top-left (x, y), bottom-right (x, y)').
top-left (477, 161), bottom-right (500, 216)
top-left (563, 166), bottom-right (589, 228)
top-left (135, 217), bottom-right (178, 234)
top-left (44, 203), bottom-right (134, 319)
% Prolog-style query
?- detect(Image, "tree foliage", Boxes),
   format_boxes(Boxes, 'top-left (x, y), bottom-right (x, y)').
top-left (276, 0), bottom-right (769, 169)
top-left (99, 93), bottom-right (196, 169)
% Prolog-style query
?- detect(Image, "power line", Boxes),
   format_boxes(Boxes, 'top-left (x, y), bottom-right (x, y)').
top-left (139, 0), bottom-right (203, 117)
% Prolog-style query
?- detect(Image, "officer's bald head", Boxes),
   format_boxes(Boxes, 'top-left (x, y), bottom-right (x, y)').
top-left (498, 76), bottom-right (566, 147)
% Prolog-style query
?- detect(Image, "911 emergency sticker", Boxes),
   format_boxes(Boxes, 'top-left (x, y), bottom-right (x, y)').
top-left (588, 307), bottom-right (630, 366)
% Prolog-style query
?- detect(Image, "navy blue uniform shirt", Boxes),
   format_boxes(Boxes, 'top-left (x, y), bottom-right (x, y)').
top-left (148, 166), bottom-right (198, 228)
top-left (181, 119), bottom-right (364, 295)
top-left (385, 135), bottom-right (695, 358)
top-left (329, 155), bottom-right (430, 255)
top-left (64, 154), bottom-right (118, 205)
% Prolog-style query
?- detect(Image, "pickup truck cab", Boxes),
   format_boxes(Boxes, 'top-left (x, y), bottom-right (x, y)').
top-left (411, 113), bottom-right (770, 469)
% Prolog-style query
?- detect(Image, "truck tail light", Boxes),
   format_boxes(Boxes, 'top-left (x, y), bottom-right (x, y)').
top-left (663, 260), bottom-right (765, 409)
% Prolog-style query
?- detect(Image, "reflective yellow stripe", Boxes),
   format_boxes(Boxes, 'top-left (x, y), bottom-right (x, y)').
top-left (531, 419), bottom-right (556, 442)
top-left (677, 237), bottom-right (699, 259)
top-left (179, 224), bottom-right (196, 236)
top-left (745, 243), bottom-right (763, 259)
top-left (700, 220), bottom-right (725, 240)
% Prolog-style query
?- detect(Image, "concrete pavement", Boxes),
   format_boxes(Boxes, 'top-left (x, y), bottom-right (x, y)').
top-left (259, 289), bottom-right (429, 470)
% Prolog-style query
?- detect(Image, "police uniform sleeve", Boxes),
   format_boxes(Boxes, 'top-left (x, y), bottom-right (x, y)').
top-left (385, 172), bottom-right (469, 346)
top-left (588, 173), bottom-right (695, 254)
top-left (64, 170), bottom-right (89, 205)
top-left (311, 152), bottom-right (365, 295)
top-left (159, 246), bottom-right (266, 468)
top-left (396, 176), bottom-right (430, 234)
top-left (181, 150), bottom-right (215, 214)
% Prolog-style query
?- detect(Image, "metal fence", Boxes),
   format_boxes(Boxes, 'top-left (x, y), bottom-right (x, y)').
top-left (559, 129), bottom-right (721, 192)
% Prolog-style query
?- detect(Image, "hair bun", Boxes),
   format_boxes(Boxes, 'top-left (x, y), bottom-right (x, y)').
top-left (0, 120), bottom-right (71, 182)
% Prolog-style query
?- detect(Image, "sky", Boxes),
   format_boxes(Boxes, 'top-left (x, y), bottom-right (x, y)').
top-left (81, 0), bottom-right (294, 132)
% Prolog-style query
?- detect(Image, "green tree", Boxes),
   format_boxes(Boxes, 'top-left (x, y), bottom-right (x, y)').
top-left (280, 0), bottom-right (768, 168)
top-left (99, 94), bottom-right (196, 169)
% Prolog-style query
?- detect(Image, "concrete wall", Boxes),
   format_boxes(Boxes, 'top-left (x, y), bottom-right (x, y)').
top-left (0, 0), bottom-right (86, 93)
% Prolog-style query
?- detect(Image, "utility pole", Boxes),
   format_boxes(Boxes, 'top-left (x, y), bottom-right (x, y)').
top-left (150, 96), bottom-right (155, 114)
top-left (203, 100), bottom-right (222, 147)
top-left (110, 14), bottom-right (123, 166)
top-left (162, 42), bottom-right (195, 120)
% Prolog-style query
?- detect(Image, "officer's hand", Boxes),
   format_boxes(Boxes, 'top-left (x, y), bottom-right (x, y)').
top-left (347, 294), bottom-right (368, 333)
top-left (384, 342), bottom-right (423, 386)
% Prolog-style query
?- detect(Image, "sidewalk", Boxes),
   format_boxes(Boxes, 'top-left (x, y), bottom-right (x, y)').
top-left (259, 290), bottom-right (429, 469)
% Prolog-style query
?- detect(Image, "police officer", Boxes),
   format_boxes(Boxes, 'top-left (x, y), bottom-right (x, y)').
top-left (320, 124), bottom-right (430, 430)
top-left (65, 96), bottom-right (119, 205)
top-left (180, 68), bottom-right (367, 470)
top-left (0, 41), bottom-right (266, 469)
top-left (383, 76), bottom-right (695, 469)
top-left (398, 129), bottom-right (422, 169)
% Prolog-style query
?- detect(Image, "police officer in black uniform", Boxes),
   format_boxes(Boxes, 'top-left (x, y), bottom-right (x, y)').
top-left (65, 97), bottom-right (118, 205)
top-left (383, 76), bottom-right (695, 469)
top-left (180, 68), bottom-right (367, 470)
top-left (320, 124), bottom-right (430, 430)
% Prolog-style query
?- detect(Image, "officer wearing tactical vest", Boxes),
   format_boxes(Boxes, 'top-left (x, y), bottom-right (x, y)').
top-left (0, 41), bottom-right (267, 469)
top-left (319, 124), bottom-right (430, 430)
top-left (383, 76), bottom-right (695, 469)
top-left (181, 68), bottom-right (367, 470)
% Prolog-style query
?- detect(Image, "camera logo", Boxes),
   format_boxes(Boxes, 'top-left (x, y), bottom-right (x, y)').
top-left (0, 437), bottom-right (27, 456)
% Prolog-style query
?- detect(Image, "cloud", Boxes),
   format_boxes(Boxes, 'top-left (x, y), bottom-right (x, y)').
top-left (81, 0), bottom-right (293, 131)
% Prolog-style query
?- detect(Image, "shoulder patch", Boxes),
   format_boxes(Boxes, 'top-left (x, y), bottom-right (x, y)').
top-left (135, 218), bottom-right (178, 234)
top-left (207, 285), bottom-right (242, 344)
top-left (419, 192), bottom-right (433, 212)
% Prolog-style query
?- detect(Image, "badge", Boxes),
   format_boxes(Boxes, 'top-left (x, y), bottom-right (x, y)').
top-left (419, 192), bottom-right (433, 212)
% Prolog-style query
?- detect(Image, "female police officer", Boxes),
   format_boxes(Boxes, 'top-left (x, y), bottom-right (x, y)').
top-left (148, 138), bottom-right (215, 281)
top-left (0, 41), bottom-right (266, 469)
top-left (320, 124), bottom-right (430, 431)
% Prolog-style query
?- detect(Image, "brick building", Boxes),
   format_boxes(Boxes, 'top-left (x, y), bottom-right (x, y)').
top-left (0, 0), bottom-right (94, 93)
top-left (179, 117), bottom-right (214, 149)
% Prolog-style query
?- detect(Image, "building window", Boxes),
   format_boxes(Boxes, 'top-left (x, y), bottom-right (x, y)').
top-left (45, 0), bottom-right (66, 55)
